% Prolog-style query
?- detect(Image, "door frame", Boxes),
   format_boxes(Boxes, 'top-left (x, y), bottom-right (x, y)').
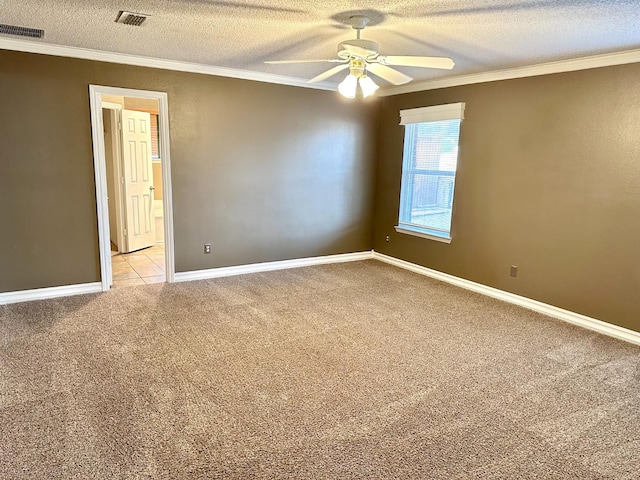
top-left (101, 103), bottom-right (126, 253)
top-left (89, 85), bottom-right (175, 290)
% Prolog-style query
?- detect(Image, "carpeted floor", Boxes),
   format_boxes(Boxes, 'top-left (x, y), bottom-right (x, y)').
top-left (1, 260), bottom-right (640, 479)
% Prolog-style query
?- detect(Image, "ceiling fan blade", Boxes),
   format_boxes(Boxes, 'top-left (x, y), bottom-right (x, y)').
top-left (308, 64), bottom-right (350, 83)
top-left (265, 59), bottom-right (344, 64)
top-left (367, 63), bottom-right (413, 86)
top-left (378, 55), bottom-right (455, 70)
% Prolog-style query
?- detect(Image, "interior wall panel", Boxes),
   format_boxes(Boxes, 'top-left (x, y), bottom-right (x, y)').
top-left (0, 50), bottom-right (379, 292)
top-left (373, 63), bottom-right (640, 331)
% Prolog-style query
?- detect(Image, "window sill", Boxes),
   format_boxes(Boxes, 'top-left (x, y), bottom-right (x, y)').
top-left (394, 226), bottom-right (452, 244)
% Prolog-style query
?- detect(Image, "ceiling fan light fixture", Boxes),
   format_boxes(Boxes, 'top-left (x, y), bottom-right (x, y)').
top-left (358, 75), bottom-right (379, 98)
top-left (338, 74), bottom-right (358, 98)
top-left (266, 14), bottom-right (455, 96)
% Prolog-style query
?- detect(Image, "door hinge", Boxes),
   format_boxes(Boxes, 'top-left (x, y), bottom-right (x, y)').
top-left (118, 121), bottom-right (122, 131)
top-left (123, 228), bottom-right (127, 236)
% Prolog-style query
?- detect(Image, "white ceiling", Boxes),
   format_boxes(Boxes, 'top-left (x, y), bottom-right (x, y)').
top-left (1, 0), bottom-right (640, 88)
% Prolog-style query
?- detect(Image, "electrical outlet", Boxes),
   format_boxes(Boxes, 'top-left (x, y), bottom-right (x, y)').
top-left (510, 265), bottom-right (518, 277)
top-left (385, 234), bottom-right (390, 243)
top-left (204, 243), bottom-right (211, 254)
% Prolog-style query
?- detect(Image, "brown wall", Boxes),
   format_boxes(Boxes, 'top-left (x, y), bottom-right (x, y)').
top-left (0, 50), bottom-right (378, 292)
top-left (373, 63), bottom-right (640, 331)
top-left (3, 47), bottom-right (638, 333)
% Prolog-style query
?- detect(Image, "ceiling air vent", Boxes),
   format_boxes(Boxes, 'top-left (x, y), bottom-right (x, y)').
top-left (115, 11), bottom-right (150, 26)
top-left (0, 23), bottom-right (44, 38)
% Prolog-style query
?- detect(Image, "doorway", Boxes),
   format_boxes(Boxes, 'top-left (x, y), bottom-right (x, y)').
top-left (89, 85), bottom-right (175, 290)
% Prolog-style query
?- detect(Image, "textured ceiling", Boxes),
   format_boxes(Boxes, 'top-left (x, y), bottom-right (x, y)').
top-left (1, 0), bottom-right (639, 87)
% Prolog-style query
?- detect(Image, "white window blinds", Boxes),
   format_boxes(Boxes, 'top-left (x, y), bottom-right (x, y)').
top-left (400, 102), bottom-right (465, 125)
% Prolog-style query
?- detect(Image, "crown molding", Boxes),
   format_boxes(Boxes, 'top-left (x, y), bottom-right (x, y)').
top-left (3, 37), bottom-right (639, 98)
top-left (379, 48), bottom-right (640, 96)
top-left (0, 37), bottom-right (337, 92)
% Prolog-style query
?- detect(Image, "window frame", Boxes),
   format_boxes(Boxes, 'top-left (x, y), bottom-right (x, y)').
top-left (395, 102), bottom-right (465, 244)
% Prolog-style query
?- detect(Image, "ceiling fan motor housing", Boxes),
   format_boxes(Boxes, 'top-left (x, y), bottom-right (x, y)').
top-left (348, 59), bottom-right (366, 78)
top-left (337, 39), bottom-right (379, 60)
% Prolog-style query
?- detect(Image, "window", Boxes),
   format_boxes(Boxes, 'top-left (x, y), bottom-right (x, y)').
top-left (396, 102), bottom-right (465, 243)
top-left (150, 114), bottom-right (161, 160)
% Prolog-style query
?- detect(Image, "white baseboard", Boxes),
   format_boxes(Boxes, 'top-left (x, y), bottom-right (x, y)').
top-left (373, 252), bottom-right (640, 347)
top-left (1, 252), bottom-right (374, 304)
top-left (174, 251), bottom-right (375, 283)
top-left (5, 252), bottom-right (637, 348)
top-left (0, 282), bottom-right (103, 305)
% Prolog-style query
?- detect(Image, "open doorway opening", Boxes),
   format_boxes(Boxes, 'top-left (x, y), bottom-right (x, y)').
top-left (89, 86), bottom-right (174, 291)
top-left (103, 99), bottom-right (165, 286)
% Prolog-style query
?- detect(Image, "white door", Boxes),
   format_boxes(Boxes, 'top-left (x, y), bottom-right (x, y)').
top-left (121, 109), bottom-right (156, 252)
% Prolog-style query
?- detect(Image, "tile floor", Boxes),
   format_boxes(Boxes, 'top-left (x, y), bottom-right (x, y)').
top-left (111, 243), bottom-right (166, 288)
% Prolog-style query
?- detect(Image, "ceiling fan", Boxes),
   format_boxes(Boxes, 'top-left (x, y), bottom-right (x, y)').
top-left (265, 15), bottom-right (455, 98)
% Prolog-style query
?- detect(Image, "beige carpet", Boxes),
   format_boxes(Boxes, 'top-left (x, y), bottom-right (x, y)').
top-left (1, 260), bottom-right (639, 479)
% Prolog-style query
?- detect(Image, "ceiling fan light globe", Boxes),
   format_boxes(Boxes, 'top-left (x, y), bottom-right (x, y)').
top-left (338, 74), bottom-right (358, 98)
top-left (359, 76), bottom-right (379, 98)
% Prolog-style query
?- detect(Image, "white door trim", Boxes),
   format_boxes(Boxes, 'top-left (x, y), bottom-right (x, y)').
top-left (89, 85), bottom-right (175, 290)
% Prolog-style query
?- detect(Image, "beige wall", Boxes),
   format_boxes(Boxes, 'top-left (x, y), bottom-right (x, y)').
top-left (101, 95), bottom-right (124, 107)
top-left (0, 50), bottom-right (378, 292)
top-left (102, 95), bottom-right (159, 114)
top-left (373, 63), bottom-right (640, 332)
top-left (123, 97), bottom-right (159, 114)
top-left (152, 163), bottom-right (163, 201)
